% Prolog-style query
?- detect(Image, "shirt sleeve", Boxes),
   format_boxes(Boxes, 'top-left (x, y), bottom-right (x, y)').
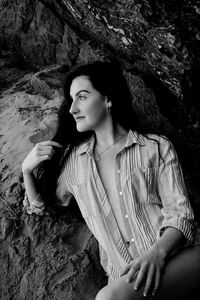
top-left (157, 137), bottom-right (197, 244)
top-left (55, 162), bottom-right (74, 207)
top-left (23, 169), bottom-right (74, 215)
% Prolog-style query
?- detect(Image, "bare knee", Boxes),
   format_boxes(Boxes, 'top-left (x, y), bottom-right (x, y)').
top-left (95, 285), bottom-right (116, 300)
top-left (95, 277), bottom-right (143, 300)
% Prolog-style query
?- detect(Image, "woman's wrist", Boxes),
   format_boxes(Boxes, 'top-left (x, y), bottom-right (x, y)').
top-left (152, 244), bottom-right (168, 261)
top-left (152, 227), bottom-right (184, 260)
top-left (22, 166), bottom-right (34, 176)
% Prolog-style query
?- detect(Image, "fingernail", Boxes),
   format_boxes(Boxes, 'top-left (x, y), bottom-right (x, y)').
top-left (126, 279), bottom-right (130, 283)
top-left (143, 293), bottom-right (147, 297)
top-left (134, 286), bottom-right (137, 290)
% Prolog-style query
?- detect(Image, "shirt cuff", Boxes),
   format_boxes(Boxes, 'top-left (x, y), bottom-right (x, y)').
top-left (23, 192), bottom-right (45, 215)
top-left (158, 217), bottom-right (197, 244)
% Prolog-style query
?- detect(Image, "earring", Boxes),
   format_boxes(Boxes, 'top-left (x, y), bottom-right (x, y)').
top-left (107, 105), bottom-right (111, 114)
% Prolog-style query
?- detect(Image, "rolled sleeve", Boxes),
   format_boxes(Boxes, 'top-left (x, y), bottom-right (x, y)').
top-left (158, 138), bottom-right (197, 243)
top-left (23, 192), bottom-right (45, 215)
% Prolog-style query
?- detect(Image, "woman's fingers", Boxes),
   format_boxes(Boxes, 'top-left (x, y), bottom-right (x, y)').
top-left (35, 155), bottom-right (50, 165)
top-left (22, 141), bottom-right (62, 173)
top-left (123, 261), bottom-right (161, 297)
top-left (35, 142), bottom-right (61, 151)
top-left (39, 140), bottom-right (63, 148)
top-left (143, 264), bottom-right (155, 297)
top-left (126, 262), bottom-right (140, 283)
top-left (34, 140), bottom-right (64, 163)
top-left (152, 267), bottom-right (160, 296)
top-left (37, 148), bottom-right (55, 157)
top-left (133, 262), bottom-right (148, 290)
top-left (34, 141), bottom-right (61, 157)
top-left (35, 141), bottom-right (63, 154)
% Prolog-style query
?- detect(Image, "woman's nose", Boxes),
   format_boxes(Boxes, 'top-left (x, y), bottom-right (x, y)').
top-left (69, 100), bottom-right (79, 115)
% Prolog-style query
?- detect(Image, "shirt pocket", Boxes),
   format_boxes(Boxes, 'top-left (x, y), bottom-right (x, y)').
top-left (128, 167), bottom-right (160, 204)
top-left (73, 182), bottom-right (98, 217)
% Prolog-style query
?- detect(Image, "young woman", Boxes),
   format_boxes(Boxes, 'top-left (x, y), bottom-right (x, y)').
top-left (22, 61), bottom-right (200, 300)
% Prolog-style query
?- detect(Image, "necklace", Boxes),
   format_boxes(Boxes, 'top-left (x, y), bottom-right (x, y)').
top-left (94, 133), bottom-right (127, 162)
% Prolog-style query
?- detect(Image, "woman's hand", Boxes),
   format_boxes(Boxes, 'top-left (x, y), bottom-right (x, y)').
top-left (22, 140), bottom-right (63, 174)
top-left (121, 247), bottom-right (166, 297)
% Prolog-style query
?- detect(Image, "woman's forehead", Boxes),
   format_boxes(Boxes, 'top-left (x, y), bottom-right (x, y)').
top-left (70, 75), bottom-right (92, 96)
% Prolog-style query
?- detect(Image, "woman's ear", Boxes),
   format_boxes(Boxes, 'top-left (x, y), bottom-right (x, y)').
top-left (105, 96), bottom-right (112, 109)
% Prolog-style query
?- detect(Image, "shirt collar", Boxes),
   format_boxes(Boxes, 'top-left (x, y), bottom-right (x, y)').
top-left (77, 130), bottom-right (146, 156)
top-left (76, 135), bottom-right (95, 155)
top-left (124, 130), bottom-right (146, 148)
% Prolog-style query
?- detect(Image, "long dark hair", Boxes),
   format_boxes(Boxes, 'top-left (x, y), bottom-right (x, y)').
top-left (34, 61), bottom-right (143, 206)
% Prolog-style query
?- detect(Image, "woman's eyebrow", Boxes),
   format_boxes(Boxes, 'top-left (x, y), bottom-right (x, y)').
top-left (70, 90), bottom-right (90, 100)
top-left (75, 90), bottom-right (90, 97)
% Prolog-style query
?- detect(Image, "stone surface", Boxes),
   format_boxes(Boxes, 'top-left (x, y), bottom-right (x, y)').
top-left (0, 0), bottom-right (200, 299)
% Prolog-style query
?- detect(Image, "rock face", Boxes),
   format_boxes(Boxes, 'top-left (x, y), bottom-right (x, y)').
top-left (0, 1), bottom-right (200, 299)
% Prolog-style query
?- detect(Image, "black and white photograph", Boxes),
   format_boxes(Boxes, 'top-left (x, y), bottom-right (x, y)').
top-left (0, 1), bottom-right (200, 299)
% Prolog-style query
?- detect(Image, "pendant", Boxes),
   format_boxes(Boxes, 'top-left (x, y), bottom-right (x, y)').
top-left (94, 151), bottom-right (101, 162)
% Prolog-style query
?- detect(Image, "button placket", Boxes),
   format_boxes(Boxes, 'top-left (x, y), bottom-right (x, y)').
top-left (93, 152), bottom-right (132, 264)
top-left (115, 155), bottom-right (136, 250)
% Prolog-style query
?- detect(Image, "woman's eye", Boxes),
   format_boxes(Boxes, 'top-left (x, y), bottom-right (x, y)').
top-left (79, 94), bottom-right (87, 100)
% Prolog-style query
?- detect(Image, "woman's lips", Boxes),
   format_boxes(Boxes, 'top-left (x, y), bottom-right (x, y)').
top-left (75, 116), bottom-right (85, 122)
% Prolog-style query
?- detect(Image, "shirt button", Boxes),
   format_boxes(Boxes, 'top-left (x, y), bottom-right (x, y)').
top-left (125, 214), bottom-right (128, 218)
top-left (117, 170), bottom-right (120, 173)
top-left (131, 238), bottom-right (134, 242)
top-left (119, 191), bottom-right (123, 195)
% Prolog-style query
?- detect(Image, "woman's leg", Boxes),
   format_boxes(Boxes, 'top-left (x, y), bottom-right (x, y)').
top-left (95, 246), bottom-right (200, 300)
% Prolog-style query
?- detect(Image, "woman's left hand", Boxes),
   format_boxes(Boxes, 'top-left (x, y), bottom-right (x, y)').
top-left (121, 247), bottom-right (166, 297)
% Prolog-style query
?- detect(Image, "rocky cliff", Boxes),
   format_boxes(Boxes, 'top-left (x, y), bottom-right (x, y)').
top-left (0, 1), bottom-right (200, 299)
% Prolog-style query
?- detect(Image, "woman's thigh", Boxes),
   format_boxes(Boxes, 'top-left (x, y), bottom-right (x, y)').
top-left (95, 246), bottom-right (200, 300)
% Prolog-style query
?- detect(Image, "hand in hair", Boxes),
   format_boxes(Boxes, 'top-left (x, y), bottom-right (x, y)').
top-left (22, 140), bottom-right (63, 174)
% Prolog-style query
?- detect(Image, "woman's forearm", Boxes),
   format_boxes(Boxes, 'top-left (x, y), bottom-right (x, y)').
top-left (22, 170), bottom-right (43, 205)
top-left (22, 140), bottom-right (63, 205)
top-left (152, 226), bottom-right (185, 259)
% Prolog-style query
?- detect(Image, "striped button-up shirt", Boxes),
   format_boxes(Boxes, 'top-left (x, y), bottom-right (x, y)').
top-left (56, 130), bottom-right (198, 279)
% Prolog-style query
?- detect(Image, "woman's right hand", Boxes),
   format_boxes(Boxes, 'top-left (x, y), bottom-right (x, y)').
top-left (22, 140), bottom-right (63, 174)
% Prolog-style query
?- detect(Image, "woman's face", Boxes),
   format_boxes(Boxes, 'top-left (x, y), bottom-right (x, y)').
top-left (69, 75), bottom-right (110, 132)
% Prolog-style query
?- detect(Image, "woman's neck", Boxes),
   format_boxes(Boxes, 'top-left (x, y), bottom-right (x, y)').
top-left (94, 121), bottom-right (128, 152)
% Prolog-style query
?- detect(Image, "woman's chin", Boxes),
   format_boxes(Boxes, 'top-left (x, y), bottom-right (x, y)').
top-left (76, 124), bottom-right (90, 132)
